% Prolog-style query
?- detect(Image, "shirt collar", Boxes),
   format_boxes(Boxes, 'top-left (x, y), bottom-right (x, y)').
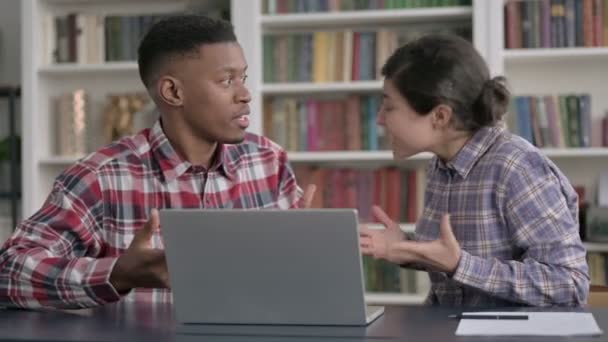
top-left (434, 125), bottom-right (505, 179)
top-left (149, 120), bottom-right (236, 182)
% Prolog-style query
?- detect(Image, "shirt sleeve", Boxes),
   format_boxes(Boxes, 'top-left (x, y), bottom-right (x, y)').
top-left (451, 151), bottom-right (589, 306)
top-left (0, 167), bottom-right (121, 309)
top-left (275, 149), bottom-right (304, 209)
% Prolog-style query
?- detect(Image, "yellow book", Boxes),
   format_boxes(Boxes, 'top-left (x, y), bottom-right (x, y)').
top-left (604, 0), bottom-right (608, 46)
top-left (342, 30), bottom-right (354, 82)
top-left (313, 31), bottom-right (329, 83)
top-left (286, 99), bottom-right (299, 151)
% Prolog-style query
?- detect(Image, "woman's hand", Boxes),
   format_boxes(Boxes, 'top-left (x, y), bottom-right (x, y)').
top-left (359, 206), bottom-right (406, 262)
top-left (360, 207), bottom-right (462, 274)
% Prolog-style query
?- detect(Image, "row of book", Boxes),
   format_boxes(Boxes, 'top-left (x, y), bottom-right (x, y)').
top-left (292, 163), bottom-right (425, 294)
top-left (264, 96), bottom-right (388, 152)
top-left (505, 0), bottom-right (608, 49)
top-left (369, 245), bottom-right (608, 292)
top-left (44, 14), bottom-right (168, 64)
top-left (53, 91), bottom-right (153, 156)
top-left (363, 257), bottom-right (430, 293)
top-left (292, 166), bottom-right (426, 223)
top-left (588, 252), bottom-right (608, 286)
top-left (509, 94), bottom-right (597, 149)
top-left (263, 0), bottom-right (471, 14)
top-left (263, 26), bottom-right (470, 83)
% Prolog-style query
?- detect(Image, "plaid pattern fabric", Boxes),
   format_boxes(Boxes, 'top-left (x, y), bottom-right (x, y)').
top-left (417, 125), bottom-right (589, 307)
top-left (0, 121), bottom-right (303, 309)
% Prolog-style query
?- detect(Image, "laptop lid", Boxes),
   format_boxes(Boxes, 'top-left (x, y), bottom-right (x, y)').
top-left (160, 209), bottom-right (379, 326)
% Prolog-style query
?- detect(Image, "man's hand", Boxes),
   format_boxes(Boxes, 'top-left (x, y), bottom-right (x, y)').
top-left (109, 209), bottom-right (169, 294)
top-left (302, 184), bottom-right (317, 208)
top-left (360, 208), bottom-right (462, 274)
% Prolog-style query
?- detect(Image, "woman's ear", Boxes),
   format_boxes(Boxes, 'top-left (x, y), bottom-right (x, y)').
top-left (430, 104), bottom-right (453, 129)
top-left (157, 76), bottom-right (184, 107)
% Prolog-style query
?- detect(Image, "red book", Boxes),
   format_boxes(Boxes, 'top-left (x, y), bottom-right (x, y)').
top-left (384, 168), bottom-right (402, 221)
top-left (345, 95), bottom-right (362, 150)
top-left (592, 0), bottom-right (604, 46)
top-left (351, 32), bottom-right (361, 81)
top-left (373, 169), bottom-right (387, 223)
top-left (406, 171), bottom-right (417, 223)
top-left (583, 0), bottom-right (594, 47)
top-left (309, 168), bottom-right (326, 209)
top-left (306, 100), bottom-right (319, 151)
top-left (343, 169), bottom-right (358, 210)
top-left (506, 0), bottom-right (523, 49)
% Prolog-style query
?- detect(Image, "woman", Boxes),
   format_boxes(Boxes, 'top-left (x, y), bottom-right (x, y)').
top-left (359, 34), bottom-right (589, 307)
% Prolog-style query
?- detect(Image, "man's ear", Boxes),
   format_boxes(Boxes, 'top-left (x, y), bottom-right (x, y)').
top-left (430, 104), bottom-right (453, 129)
top-left (157, 76), bottom-right (184, 107)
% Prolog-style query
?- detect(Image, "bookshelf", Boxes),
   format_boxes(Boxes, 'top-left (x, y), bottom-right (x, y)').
top-left (489, 0), bottom-right (608, 204)
top-left (262, 81), bottom-right (382, 95)
top-left (252, 0), bottom-right (484, 305)
top-left (504, 47), bottom-right (608, 62)
top-left (494, 0), bottom-right (608, 288)
top-left (21, 0), bottom-right (608, 304)
top-left (365, 292), bottom-right (427, 305)
top-left (38, 61), bottom-right (139, 74)
top-left (260, 6), bottom-right (473, 29)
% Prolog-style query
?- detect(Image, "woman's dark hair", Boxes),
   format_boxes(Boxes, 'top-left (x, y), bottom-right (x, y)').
top-left (381, 34), bottom-right (510, 131)
top-left (137, 15), bottom-right (237, 88)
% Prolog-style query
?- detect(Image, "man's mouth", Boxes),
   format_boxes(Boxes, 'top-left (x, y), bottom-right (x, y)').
top-left (234, 113), bottom-right (250, 129)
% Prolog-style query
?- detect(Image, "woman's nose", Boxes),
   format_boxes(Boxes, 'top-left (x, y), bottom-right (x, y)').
top-left (376, 112), bottom-right (385, 126)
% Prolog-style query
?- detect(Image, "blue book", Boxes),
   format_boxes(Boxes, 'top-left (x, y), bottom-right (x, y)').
top-left (574, 0), bottom-right (584, 46)
top-left (367, 96), bottom-right (379, 150)
top-left (515, 97), bottom-right (534, 144)
top-left (578, 95), bottom-right (591, 148)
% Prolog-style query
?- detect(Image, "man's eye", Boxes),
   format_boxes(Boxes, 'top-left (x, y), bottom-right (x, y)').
top-left (241, 75), bottom-right (248, 83)
top-left (221, 77), bottom-right (233, 86)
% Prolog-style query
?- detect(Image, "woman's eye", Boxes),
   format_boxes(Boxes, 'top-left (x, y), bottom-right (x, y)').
top-left (241, 75), bottom-right (248, 83)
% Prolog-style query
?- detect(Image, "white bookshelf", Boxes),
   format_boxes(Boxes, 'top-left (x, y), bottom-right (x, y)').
top-left (288, 151), bottom-right (430, 163)
top-left (38, 61), bottom-right (139, 74)
top-left (261, 6), bottom-right (473, 29)
top-left (365, 292), bottom-right (426, 305)
top-left (584, 242), bottom-right (608, 254)
top-left (21, 0), bottom-right (608, 305)
top-left (250, 0), bottom-right (482, 304)
top-left (367, 223), bottom-right (416, 234)
top-left (37, 148), bottom-right (608, 168)
top-left (487, 1), bottom-right (608, 289)
top-left (486, 1), bottom-right (608, 205)
top-left (262, 81), bottom-right (383, 95)
top-left (504, 47), bottom-right (608, 63)
top-left (21, 0), bottom-right (200, 217)
top-left (38, 155), bottom-right (83, 166)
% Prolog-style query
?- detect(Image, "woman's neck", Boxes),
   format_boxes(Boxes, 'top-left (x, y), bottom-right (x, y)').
top-left (433, 130), bottom-right (472, 162)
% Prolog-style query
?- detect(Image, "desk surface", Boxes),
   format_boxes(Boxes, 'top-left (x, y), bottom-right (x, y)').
top-left (0, 302), bottom-right (606, 342)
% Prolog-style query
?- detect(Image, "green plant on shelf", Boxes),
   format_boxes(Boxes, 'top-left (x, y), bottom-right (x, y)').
top-left (0, 136), bottom-right (20, 162)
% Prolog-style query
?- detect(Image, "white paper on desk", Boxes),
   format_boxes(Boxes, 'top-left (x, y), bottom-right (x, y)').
top-left (455, 312), bottom-right (603, 336)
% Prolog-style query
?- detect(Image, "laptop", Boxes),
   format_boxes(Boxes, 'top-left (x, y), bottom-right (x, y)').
top-left (160, 208), bottom-right (384, 326)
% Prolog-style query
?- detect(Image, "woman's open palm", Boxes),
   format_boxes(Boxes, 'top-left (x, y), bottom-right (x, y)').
top-left (359, 205), bottom-right (405, 262)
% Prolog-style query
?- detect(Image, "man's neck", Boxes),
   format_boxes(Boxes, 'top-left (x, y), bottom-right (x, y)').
top-left (161, 118), bottom-right (218, 169)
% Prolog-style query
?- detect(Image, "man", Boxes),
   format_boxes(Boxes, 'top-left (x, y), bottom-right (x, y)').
top-left (0, 15), bottom-right (314, 309)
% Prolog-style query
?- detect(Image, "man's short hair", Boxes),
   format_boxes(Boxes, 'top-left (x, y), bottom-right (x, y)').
top-left (137, 15), bottom-right (237, 88)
